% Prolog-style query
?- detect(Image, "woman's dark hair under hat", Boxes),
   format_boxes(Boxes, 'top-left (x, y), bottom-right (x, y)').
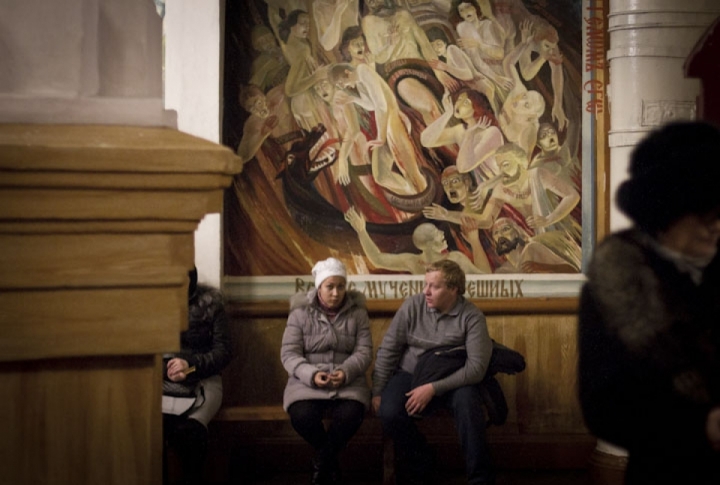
top-left (616, 120), bottom-right (720, 234)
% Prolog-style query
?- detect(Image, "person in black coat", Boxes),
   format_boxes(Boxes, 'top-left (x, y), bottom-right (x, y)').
top-left (578, 121), bottom-right (720, 484)
top-left (163, 267), bottom-right (232, 485)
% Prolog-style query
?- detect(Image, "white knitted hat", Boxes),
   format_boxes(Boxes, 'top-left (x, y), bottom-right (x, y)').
top-left (312, 257), bottom-right (347, 288)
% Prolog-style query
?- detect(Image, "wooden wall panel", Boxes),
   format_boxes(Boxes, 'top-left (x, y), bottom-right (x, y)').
top-left (222, 311), bottom-right (588, 436)
top-left (0, 355), bottom-right (163, 485)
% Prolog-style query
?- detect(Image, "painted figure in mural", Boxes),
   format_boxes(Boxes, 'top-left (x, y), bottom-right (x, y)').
top-left (468, 143), bottom-right (580, 239)
top-left (421, 88), bottom-right (504, 183)
top-left (497, 20), bottom-right (546, 158)
top-left (249, 24), bottom-right (290, 93)
top-left (491, 217), bottom-right (578, 273)
top-left (236, 84), bottom-right (279, 167)
top-left (236, 83), bottom-right (303, 179)
top-left (282, 257), bottom-right (372, 485)
top-left (344, 206), bottom-right (490, 274)
top-left (361, 0), bottom-right (452, 125)
top-left (530, 122), bottom-right (580, 189)
top-left (311, 66), bottom-right (410, 224)
top-left (338, 25), bottom-right (375, 68)
top-left (517, 16), bottom-right (568, 130)
top-left (423, 166), bottom-right (493, 272)
top-left (313, 0), bottom-right (361, 53)
top-left (330, 62), bottom-right (428, 196)
top-left (451, 0), bottom-right (511, 103)
top-left (263, 0), bottom-right (307, 42)
top-left (425, 25), bottom-right (510, 114)
top-left (490, 1), bottom-right (582, 163)
top-left (279, 10), bottom-right (326, 131)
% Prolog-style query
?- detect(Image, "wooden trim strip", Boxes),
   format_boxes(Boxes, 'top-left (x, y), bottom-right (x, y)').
top-left (226, 297), bottom-right (579, 318)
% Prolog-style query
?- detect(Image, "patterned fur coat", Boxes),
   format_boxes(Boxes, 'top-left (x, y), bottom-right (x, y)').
top-left (578, 228), bottom-right (720, 484)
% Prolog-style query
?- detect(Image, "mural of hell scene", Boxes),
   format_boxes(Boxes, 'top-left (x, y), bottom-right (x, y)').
top-left (223, 0), bottom-right (584, 277)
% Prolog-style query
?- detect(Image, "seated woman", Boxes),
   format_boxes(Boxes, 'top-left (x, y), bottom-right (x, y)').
top-left (281, 257), bottom-right (373, 484)
top-left (163, 267), bottom-right (232, 485)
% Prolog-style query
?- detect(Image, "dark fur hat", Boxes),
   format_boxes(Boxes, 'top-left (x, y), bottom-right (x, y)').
top-left (616, 120), bottom-right (720, 234)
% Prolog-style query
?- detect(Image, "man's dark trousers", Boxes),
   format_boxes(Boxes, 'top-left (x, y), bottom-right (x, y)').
top-left (377, 371), bottom-right (495, 485)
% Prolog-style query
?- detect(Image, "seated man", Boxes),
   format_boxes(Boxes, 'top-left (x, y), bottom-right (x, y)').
top-left (372, 260), bottom-right (495, 484)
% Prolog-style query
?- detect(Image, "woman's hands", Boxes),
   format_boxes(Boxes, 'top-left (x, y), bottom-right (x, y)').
top-left (313, 369), bottom-right (346, 389)
top-left (166, 358), bottom-right (194, 382)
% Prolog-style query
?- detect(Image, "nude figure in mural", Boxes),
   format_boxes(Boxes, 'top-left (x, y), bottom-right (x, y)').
top-left (236, 84), bottom-right (279, 167)
top-left (278, 10), bottom-right (327, 131)
top-left (330, 62), bottom-right (428, 196)
top-left (338, 26), bottom-right (375, 69)
top-left (312, 0), bottom-right (360, 53)
top-left (517, 17), bottom-right (569, 130)
top-left (344, 206), bottom-right (490, 274)
top-left (497, 20), bottom-right (547, 158)
top-left (530, 122), bottom-right (580, 190)
top-left (311, 66), bottom-right (411, 224)
top-left (361, 0), bottom-right (455, 125)
top-left (468, 143), bottom-right (580, 237)
top-left (491, 217), bottom-right (579, 273)
top-left (422, 166), bottom-right (493, 272)
top-left (425, 25), bottom-right (510, 114)
top-left (451, 0), bottom-right (511, 103)
top-left (420, 88), bottom-right (504, 183)
top-left (249, 24), bottom-right (290, 94)
top-left (262, 0), bottom-right (306, 42)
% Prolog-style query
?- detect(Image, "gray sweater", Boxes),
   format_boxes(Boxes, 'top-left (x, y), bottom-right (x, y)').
top-left (372, 293), bottom-right (492, 396)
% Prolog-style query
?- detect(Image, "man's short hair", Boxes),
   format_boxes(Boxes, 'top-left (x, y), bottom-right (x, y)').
top-left (426, 260), bottom-right (466, 296)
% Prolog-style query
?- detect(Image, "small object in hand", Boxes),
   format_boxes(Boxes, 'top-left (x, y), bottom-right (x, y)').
top-left (185, 366), bottom-right (196, 375)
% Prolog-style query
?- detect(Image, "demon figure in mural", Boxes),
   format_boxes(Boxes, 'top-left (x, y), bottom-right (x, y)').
top-left (223, 0), bottom-right (583, 277)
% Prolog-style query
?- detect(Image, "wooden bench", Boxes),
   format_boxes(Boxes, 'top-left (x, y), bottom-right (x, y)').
top-left (213, 405), bottom-right (464, 485)
top-left (206, 299), bottom-right (597, 483)
top-left (213, 404), bottom-right (399, 484)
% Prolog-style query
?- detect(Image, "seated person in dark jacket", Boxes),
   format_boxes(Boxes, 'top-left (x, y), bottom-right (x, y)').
top-left (163, 267), bottom-right (232, 485)
top-left (578, 121), bottom-right (720, 485)
top-left (372, 260), bottom-right (495, 485)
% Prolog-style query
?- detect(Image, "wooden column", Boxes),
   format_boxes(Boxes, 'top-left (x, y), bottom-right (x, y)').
top-left (0, 124), bottom-right (241, 485)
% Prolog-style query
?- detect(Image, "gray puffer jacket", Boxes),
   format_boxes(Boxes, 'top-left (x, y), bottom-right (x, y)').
top-left (281, 289), bottom-right (372, 411)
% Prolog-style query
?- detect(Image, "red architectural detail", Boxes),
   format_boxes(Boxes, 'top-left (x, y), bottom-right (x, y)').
top-left (685, 15), bottom-right (720, 125)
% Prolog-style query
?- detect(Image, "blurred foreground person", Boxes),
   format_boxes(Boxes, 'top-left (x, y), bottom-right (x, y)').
top-left (579, 121), bottom-right (720, 484)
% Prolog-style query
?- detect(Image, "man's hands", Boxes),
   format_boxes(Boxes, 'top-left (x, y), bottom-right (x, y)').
top-left (372, 396), bottom-right (382, 414)
top-left (405, 383), bottom-right (435, 416)
top-left (371, 384), bottom-right (436, 416)
top-left (313, 370), bottom-right (346, 389)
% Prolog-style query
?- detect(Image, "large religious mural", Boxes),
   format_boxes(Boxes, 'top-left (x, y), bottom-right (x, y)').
top-left (222, 0), bottom-right (605, 300)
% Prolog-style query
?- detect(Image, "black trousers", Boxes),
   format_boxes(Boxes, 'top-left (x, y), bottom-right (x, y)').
top-left (287, 399), bottom-right (365, 461)
top-left (163, 414), bottom-right (208, 485)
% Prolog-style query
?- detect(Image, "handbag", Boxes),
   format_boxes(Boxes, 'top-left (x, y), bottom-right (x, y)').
top-left (162, 379), bottom-right (198, 398)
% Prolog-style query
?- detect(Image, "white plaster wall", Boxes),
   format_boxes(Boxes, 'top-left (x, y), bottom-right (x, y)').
top-left (163, 0), bottom-right (223, 287)
top-left (607, 0), bottom-right (720, 231)
top-left (0, 0), bottom-right (170, 126)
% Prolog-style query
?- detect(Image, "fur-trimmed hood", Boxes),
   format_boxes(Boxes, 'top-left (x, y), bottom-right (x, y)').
top-left (586, 229), bottom-right (676, 353)
top-left (584, 228), bottom-right (720, 404)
